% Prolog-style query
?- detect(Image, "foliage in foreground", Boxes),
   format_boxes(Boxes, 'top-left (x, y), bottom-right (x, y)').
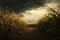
top-left (0, 7), bottom-right (60, 40)
top-left (37, 8), bottom-right (60, 40)
top-left (0, 9), bottom-right (30, 40)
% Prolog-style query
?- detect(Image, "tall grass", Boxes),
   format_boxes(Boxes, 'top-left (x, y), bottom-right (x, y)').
top-left (37, 8), bottom-right (60, 40)
top-left (0, 7), bottom-right (39, 40)
top-left (0, 7), bottom-right (59, 40)
top-left (0, 7), bottom-right (30, 40)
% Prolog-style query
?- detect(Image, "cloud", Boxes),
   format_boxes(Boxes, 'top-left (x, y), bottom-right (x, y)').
top-left (0, 0), bottom-right (46, 13)
top-left (20, 0), bottom-right (60, 24)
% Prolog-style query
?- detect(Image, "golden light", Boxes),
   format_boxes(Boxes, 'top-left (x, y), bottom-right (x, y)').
top-left (19, 2), bottom-right (59, 24)
top-left (20, 7), bottom-right (49, 24)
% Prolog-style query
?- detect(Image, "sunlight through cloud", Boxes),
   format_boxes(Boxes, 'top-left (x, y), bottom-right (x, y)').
top-left (21, 7), bottom-right (49, 24)
top-left (19, 1), bottom-right (59, 24)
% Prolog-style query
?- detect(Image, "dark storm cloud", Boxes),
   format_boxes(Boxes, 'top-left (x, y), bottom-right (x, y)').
top-left (47, 0), bottom-right (60, 9)
top-left (0, 0), bottom-right (46, 13)
top-left (46, 0), bottom-right (60, 3)
top-left (0, 0), bottom-right (60, 13)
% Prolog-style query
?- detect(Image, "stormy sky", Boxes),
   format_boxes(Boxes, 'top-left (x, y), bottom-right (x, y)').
top-left (0, 0), bottom-right (45, 12)
top-left (0, 0), bottom-right (60, 13)
top-left (0, 0), bottom-right (60, 24)
top-left (19, 0), bottom-right (60, 24)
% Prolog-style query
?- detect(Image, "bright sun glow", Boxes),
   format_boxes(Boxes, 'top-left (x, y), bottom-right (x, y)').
top-left (21, 7), bottom-right (49, 24)
top-left (18, 2), bottom-right (58, 24)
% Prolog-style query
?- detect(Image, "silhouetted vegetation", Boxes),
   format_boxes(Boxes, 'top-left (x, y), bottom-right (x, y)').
top-left (37, 8), bottom-right (60, 40)
top-left (0, 8), bottom-right (29, 40)
top-left (0, 6), bottom-right (59, 40)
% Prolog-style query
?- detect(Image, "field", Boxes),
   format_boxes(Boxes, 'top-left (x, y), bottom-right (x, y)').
top-left (0, 0), bottom-right (60, 40)
top-left (0, 7), bottom-right (59, 40)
